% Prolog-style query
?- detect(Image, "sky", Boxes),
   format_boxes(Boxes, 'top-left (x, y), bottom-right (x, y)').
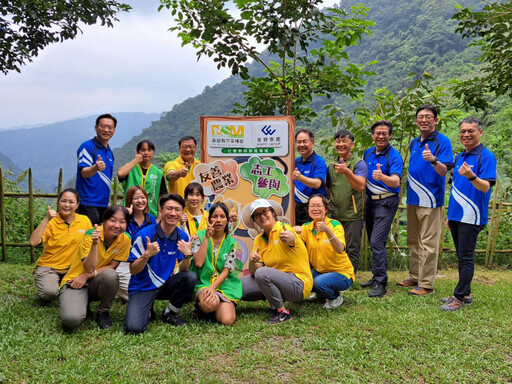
top-left (0, 0), bottom-right (339, 130)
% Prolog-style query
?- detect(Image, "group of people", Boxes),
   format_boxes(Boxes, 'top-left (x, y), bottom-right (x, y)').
top-left (30, 105), bottom-right (497, 333)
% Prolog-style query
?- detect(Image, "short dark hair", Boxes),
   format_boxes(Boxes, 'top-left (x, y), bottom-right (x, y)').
top-left (334, 130), bottom-right (355, 142)
top-left (208, 202), bottom-right (230, 235)
top-left (184, 182), bottom-right (204, 200)
top-left (295, 129), bottom-right (315, 141)
top-left (179, 136), bottom-right (197, 147)
top-left (57, 188), bottom-right (80, 203)
top-left (416, 104), bottom-right (437, 118)
top-left (136, 140), bottom-right (155, 152)
top-left (125, 185), bottom-right (149, 214)
top-left (95, 113), bottom-right (117, 128)
top-left (370, 120), bottom-right (393, 135)
top-left (459, 116), bottom-right (483, 130)
top-left (102, 205), bottom-right (130, 224)
top-left (159, 193), bottom-right (185, 209)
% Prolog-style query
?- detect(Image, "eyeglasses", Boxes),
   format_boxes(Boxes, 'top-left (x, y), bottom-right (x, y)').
top-left (253, 208), bottom-right (270, 220)
top-left (309, 204), bottom-right (325, 209)
top-left (180, 145), bottom-right (196, 150)
top-left (416, 115), bottom-right (435, 121)
top-left (335, 138), bottom-right (353, 144)
top-left (163, 206), bottom-right (183, 213)
top-left (459, 129), bottom-right (478, 135)
top-left (373, 131), bottom-right (389, 137)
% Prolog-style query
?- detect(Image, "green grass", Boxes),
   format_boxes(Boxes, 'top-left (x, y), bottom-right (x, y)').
top-left (1, 265), bottom-right (511, 383)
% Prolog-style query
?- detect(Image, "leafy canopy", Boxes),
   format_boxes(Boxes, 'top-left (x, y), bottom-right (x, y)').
top-left (451, 0), bottom-right (512, 109)
top-left (0, 0), bottom-right (131, 74)
top-left (159, 0), bottom-right (375, 121)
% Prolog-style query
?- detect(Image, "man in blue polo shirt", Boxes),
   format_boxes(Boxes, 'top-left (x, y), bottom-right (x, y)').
top-left (362, 120), bottom-right (403, 298)
top-left (76, 113), bottom-right (117, 225)
top-left (124, 194), bottom-right (198, 334)
top-left (292, 129), bottom-right (327, 225)
top-left (440, 117), bottom-right (496, 311)
top-left (398, 105), bottom-right (453, 296)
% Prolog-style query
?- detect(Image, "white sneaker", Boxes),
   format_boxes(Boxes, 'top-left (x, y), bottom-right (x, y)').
top-left (307, 292), bottom-right (317, 301)
top-left (323, 295), bottom-right (344, 309)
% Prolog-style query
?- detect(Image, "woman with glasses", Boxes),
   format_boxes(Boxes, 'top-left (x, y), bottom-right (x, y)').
top-left (294, 194), bottom-right (354, 309)
top-left (241, 199), bottom-right (312, 324)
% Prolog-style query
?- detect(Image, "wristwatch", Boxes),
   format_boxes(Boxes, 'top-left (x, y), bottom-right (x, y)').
top-left (430, 157), bottom-right (438, 166)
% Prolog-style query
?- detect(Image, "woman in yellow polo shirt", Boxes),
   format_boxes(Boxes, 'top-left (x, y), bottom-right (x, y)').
top-left (59, 205), bottom-right (131, 330)
top-left (29, 188), bottom-right (92, 302)
top-left (181, 182), bottom-right (209, 238)
top-left (241, 199), bottom-right (313, 325)
top-left (296, 194), bottom-right (354, 310)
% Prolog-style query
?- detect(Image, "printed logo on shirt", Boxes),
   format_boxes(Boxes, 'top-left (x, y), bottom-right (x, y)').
top-left (78, 229), bottom-right (86, 234)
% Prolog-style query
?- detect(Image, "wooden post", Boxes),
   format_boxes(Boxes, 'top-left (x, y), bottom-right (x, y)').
top-left (438, 206), bottom-right (446, 269)
top-left (112, 177), bottom-right (118, 206)
top-left (485, 178), bottom-right (500, 267)
top-left (489, 201), bottom-right (503, 267)
top-left (57, 168), bottom-right (63, 196)
top-left (29, 168), bottom-right (35, 263)
top-left (0, 167), bottom-right (6, 262)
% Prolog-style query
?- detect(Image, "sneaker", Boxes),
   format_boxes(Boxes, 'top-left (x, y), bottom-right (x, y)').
top-left (440, 295), bottom-right (473, 305)
top-left (396, 279), bottom-right (418, 287)
top-left (323, 295), bottom-right (344, 309)
top-left (148, 307), bottom-right (156, 322)
top-left (266, 309), bottom-right (292, 325)
top-left (96, 311), bottom-right (113, 329)
top-left (408, 287), bottom-right (434, 296)
top-left (368, 283), bottom-right (386, 298)
top-left (307, 292), bottom-right (318, 301)
top-left (360, 279), bottom-right (375, 288)
top-left (440, 297), bottom-right (464, 311)
top-left (162, 309), bottom-right (186, 326)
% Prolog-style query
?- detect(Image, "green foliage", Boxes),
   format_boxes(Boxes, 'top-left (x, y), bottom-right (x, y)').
top-left (160, 0), bottom-right (375, 121)
top-left (451, 0), bottom-right (512, 109)
top-left (152, 151), bottom-right (180, 170)
top-left (0, 0), bottom-right (131, 74)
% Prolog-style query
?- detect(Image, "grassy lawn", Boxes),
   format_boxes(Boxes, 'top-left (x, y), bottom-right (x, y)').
top-left (0, 264), bottom-right (511, 383)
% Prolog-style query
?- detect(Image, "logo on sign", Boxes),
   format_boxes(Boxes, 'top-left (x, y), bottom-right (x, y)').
top-left (261, 125), bottom-right (276, 136)
top-left (211, 125), bottom-right (245, 137)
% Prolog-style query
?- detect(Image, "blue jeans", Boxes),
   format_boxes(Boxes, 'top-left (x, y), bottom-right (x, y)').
top-left (448, 221), bottom-right (484, 300)
top-left (312, 269), bottom-right (353, 300)
top-left (124, 271), bottom-right (197, 334)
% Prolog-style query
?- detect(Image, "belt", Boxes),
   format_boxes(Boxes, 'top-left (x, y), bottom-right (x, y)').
top-left (369, 192), bottom-right (396, 200)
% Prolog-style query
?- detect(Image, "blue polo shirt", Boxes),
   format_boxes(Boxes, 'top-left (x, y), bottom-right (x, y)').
top-left (76, 137), bottom-right (114, 207)
top-left (126, 213), bottom-right (156, 245)
top-left (128, 223), bottom-right (189, 294)
top-left (447, 144), bottom-right (496, 226)
top-left (294, 151), bottom-right (327, 203)
top-left (407, 130), bottom-right (453, 208)
top-left (364, 144), bottom-right (403, 195)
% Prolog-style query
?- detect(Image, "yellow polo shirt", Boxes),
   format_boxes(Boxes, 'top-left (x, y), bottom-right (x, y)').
top-left (253, 221), bottom-right (313, 298)
top-left (60, 226), bottom-right (131, 289)
top-left (164, 157), bottom-right (200, 197)
top-left (299, 218), bottom-right (354, 281)
top-left (185, 207), bottom-right (209, 238)
top-left (35, 214), bottom-right (92, 271)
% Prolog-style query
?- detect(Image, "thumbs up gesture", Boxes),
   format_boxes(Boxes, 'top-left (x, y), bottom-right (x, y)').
top-left (372, 163), bottom-right (383, 181)
top-left (229, 205), bottom-right (238, 223)
top-left (45, 205), bottom-right (57, 220)
top-left (145, 236), bottom-right (160, 257)
top-left (133, 150), bottom-right (143, 164)
top-left (292, 167), bottom-right (302, 181)
top-left (334, 158), bottom-right (349, 175)
top-left (178, 162), bottom-right (189, 178)
top-left (422, 143), bottom-right (435, 162)
top-left (91, 224), bottom-right (101, 244)
top-left (95, 155), bottom-right (106, 172)
top-left (279, 225), bottom-right (295, 245)
top-left (250, 247), bottom-right (261, 263)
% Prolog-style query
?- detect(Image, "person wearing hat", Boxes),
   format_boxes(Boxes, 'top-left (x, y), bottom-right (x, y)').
top-left (241, 199), bottom-right (313, 324)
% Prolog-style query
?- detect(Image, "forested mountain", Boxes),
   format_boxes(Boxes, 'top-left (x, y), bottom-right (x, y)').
top-left (0, 112), bottom-right (160, 191)
top-left (114, 0), bottom-right (481, 164)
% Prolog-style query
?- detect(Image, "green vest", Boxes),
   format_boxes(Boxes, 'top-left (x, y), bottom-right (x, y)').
top-left (190, 230), bottom-right (243, 301)
top-left (122, 164), bottom-right (164, 217)
top-left (328, 153), bottom-right (365, 221)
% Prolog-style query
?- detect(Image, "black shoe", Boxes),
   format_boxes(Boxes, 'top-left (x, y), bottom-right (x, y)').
top-left (266, 309), bottom-right (292, 325)
top-left (162, 309), bottom-right (186, 326)
top-left (96, 311), bottom-right (113, 329)
top-left (368, 283), bottom-right (386, 298)
top-left (148, 307), bottom-right (156, 322)
top-left (360, 279), bottom-right (375, 288)
top-left (86, 303), bottom-right (93, 319)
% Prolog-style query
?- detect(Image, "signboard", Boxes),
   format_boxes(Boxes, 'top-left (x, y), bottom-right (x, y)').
top-left (196, 116), bottom-right (295, 273)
